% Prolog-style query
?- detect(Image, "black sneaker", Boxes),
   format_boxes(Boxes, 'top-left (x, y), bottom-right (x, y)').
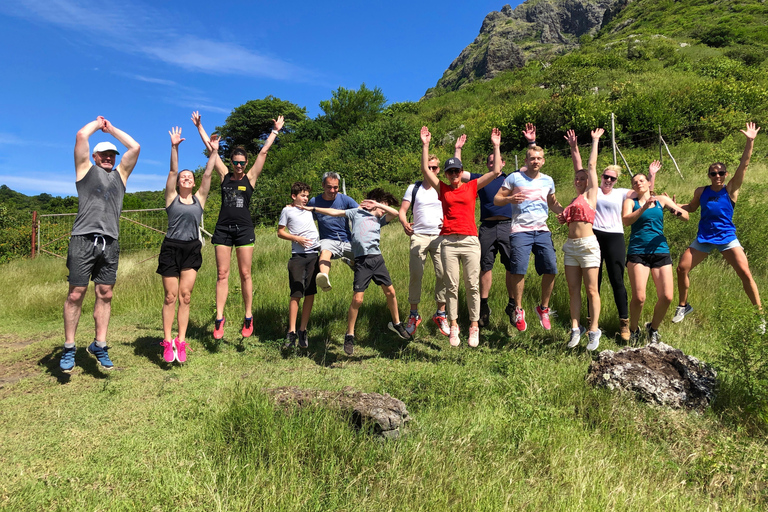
top-left (478, 301), bottom-right (491, 328)
top-left (282, 332), bottom-right (297, 352)
top-left (343, 334), bottom-right (355, 355)
top-left (388, 321), bottom-right (411, 340)
top-left (504, 302), bottom-right (516, 326)
top-left (297, 330), bottom-right (309, 349)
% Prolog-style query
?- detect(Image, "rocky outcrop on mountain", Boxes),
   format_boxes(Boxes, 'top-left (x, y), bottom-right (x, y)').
top-left (428, 0), bottom-right (628, 95)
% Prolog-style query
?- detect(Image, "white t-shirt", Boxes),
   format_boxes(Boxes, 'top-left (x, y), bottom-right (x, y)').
top-left (403, 183), bottom-right (443, 235)
top-left (278, 206), bottom-right (320, 254)
top-left (594, 188), bottom-right (631, 233)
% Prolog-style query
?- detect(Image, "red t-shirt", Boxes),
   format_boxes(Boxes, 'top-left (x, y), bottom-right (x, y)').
top-left (439, 180), bottom-right (478, 236)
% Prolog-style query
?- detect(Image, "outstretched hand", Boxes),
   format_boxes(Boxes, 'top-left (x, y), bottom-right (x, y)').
top-left (455, 133), bottom-right (467, 150)
top-left (648, 160), bottom-right (661, 175)
top-left (191, 111), bottom-right (202, 127)
top-left (420, 126), bottom-right (432, 145)
top-left (591, 128), bottom-right (605, 139)
top-left (491, 127), bottom-right (501, 147)
top-left (273, 115), bottom-right (285, 132)
top-left (522, 123), bottom-right (536, 143)
top-left (741, 122), bottom-right (760, 140)
top-left (564, 130), bottom-right (577, 147)
top-left (169, 126), bottom-right (185, 146)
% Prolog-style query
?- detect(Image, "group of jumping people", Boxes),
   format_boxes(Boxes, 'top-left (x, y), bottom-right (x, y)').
top-left (58, 115), bottom-right (763, 372)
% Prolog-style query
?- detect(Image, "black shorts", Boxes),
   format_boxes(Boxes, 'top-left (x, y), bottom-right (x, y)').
top-left (288, 253), bottom-right (319, 298)
top-left (157, 237), bottom-right (203, 277)
top-left (626, 253), bottom-right (673, 269)
top-left (211, 223), bottom-right (255, 247)
top-left (67, 234), bottom-right (120, 287)
top-left (353, 254), bottom-right (392, 292)
top-left (479, 219), bottom-right (513, 272)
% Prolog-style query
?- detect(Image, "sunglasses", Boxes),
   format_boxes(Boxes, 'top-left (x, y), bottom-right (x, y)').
top-left (602, 175), bottom-right (617, 182)
top-left (445, 168), bottom-right (462, 175)
top-left (709, 171), bottom-right (726, 177)
top-left (232, 161), bottom-right (247, 167)
top-left (428, 166), bottom-right (440, 171)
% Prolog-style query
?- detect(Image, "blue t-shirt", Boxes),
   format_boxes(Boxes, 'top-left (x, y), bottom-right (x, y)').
top-left (307, 193), bottom-right (359, 242)
top-left (627, 200), bottom-right (669, 255)
top-left (469, 172), bottom-right (513, 220)
top-left (697, 186), bottom-right (736, 245)
top-left (345, 208), bottom-right (388, 258)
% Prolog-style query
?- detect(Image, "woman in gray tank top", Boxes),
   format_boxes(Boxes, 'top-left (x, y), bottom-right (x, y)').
top-left (156, 127), bottom-right (216, 364)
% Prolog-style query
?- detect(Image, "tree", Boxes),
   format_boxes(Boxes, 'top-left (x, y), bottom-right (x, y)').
top-left (216, 96), bottom-right (308, 157)
top-left (319, 83), bottom-right (387, 138)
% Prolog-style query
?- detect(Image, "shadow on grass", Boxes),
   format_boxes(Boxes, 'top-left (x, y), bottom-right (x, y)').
top-left (38, 346), bottom-right (109, 383)
top-left (131, 336), bottom-right (174, 370)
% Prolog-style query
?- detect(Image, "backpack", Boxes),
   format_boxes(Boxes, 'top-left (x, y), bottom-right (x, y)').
top-left (407, 181), bottom-right (423, 221)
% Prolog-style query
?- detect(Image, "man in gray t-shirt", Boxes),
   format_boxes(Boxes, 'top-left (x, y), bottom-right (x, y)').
top-left (60, 116), bottom-right (140, 374)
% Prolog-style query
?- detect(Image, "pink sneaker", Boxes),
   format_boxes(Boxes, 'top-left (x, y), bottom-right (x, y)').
top-left (449, 325), bottom-right (461, 347)
top-left (160, 339), bottom-right (175, 363)
top-left (535, 305), bottom-right (552, 330)
top-left (514, 308), bottom-right (527, 332)
top-left (174, 337), bottom-right (188, 363)
top-left (405, 313), bottom-right (422, 335)
top-left (468, 326), bottom-right (479, 347)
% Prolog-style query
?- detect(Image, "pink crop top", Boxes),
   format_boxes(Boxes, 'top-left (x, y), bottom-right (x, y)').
top-left (563, 194), bottom-right (596, 224)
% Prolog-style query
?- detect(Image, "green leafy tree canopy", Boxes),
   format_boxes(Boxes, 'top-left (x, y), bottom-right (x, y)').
top-left (319, 83), bottom-right (387, 137)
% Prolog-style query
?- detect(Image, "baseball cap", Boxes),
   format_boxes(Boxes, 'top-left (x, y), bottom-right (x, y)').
top-left (92, 142), bottom-right (120, 155)
top-left (444, 157), bottom-right (462, 171)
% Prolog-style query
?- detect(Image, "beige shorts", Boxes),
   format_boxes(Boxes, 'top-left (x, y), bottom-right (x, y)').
top-left (563, 235), bottom-right (601, 268)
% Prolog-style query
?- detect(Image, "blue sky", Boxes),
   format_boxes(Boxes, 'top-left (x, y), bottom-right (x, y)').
top-left (0, 0), bottom-right (520, 197)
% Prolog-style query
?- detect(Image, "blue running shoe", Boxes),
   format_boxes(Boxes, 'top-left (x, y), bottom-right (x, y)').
top-left (87, 341), bottom-right (114, 370)
top-left (60, 345), bottom-right (76, 373)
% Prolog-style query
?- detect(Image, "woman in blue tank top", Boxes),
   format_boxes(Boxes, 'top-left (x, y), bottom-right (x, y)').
top-left (673, 123), bottom-right (762, 325)
top-left (622, 170), bottom-right (688, 345)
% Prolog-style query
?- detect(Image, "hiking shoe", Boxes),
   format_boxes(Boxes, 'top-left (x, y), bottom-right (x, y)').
top-left (505, 303), bottom-right (516, 326)
top-left (282, 332), bottom-right (297, 352)
top-left (645, 322), bottom-right (661, 344)
top-left (389, 322), bottom-right (411, 340)
top-left (316, 272), bottom-right (332, 292)
top-left (671, 303), bottom-right (693, 324)
top-left (340, 256), bottom-right (355, 270)
top-left (535, 305), bottom-right (552, 330)
top-left (241, 317), bottom-right (253, 338)
top-left (60, 345), bottom-right (76, 373)
top-left (619, 318), bottom-right (630, 342)
top-left (478, 302), bottom-right (491, 328)
top-left (514, 308), bottom-right (527, 332)
top-left (468, 326), bottom-right (480, 347)
top-left (567, 326), bottom-right (586, 348)
top-left (174, 338), bottom-right (188, 363)
top-left (297, 330), bottom-right (309, 349)
top-left (586, 329), bottom-right (602, 351)
top-left (213, 317), bottom-right (226, 340)
top-left (629, 329), bottom-right (641, 347)
top-left (433, 313), bottom-right (450, 336)
top-left (343, 334), bottom-right (355, 355)
top-left (449, 325), bottom-right (461, 347)
top-left (160, 339), bottom-right (175, 363)
top-left (405, 313), bottom-right (422, 335)
top-left (87, 341), bottom-right (114, 370)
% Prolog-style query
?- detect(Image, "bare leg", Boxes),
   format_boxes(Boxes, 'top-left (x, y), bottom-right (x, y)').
top-left (93, 284), bottom-right (114, 342)
top-left (650, 265), bottom-right (674, 330)
top-left (161, 276), bottom-right (179, 341)
top-left (627, 262), bottom-right (650, 331)
top-left (722, 247), bottom-right (762, 309)
top-left (288, 297), bottom-right (300, 333)
top-left (64, 285), bottom-right (88, 344)
top-left (565, 265), bottom-right (583, 329)
top-left (299, 295), bottom-right (315, 331)
top-left (505, 271), bottom-right (515, 301)
top-left (541, 274), bottom-right (556, 308)
top-left (382, 284), bottom-right (401, 324)
top-left (215, 245), bottom-right (232, 320)
top-left (318, 249), bottom-right (333, 276)
top-left (676, 247), bottom-right (707, 306)
top-left (583, 267), bottom-right (601, 332)
top-left (511, 274), bottom-right (525, 306)
top-left (347, 291), bottom-right (365, 335)
top-left (177, 269), bottom-right (197, 341)
top-left (235, 246), bottom-right (254, 318)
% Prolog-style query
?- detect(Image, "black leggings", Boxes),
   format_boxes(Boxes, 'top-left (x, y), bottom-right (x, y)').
top-left (594, 229), bottom-right (628, 319)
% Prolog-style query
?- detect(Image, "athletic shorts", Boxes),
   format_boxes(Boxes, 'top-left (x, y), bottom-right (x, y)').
top-left (689, 238), bottom-right (741, 254)
top-left (211, 224), bottom-right (255, 247)
top-left (353, 254), bottom-right (393, 292)
top-left (479, 219), bottom-right (513, 272)
top-left (319, 239), bottom-right (353, 260)
top-left (156, 237), bottom-right (203, 277)
top-left (563, 235), bottom-right (601, 268)
top-left (67, 234), bottom-right (120, 287)
top-left (288, 252), bottom-right (319, 298)
top-left (626, 253), bottom-right (673, 268)
top-left (509, 231), bottom-right (558, 275)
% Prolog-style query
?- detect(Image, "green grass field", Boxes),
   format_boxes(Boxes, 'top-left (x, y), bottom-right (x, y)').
top-left (2, 162), bottom-right (768, 511)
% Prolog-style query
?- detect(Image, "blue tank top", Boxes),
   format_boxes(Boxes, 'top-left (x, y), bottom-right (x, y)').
top-left (627, 199), bottom-right (669, 255)
top-left (697, 186), bottom-right (736, 245)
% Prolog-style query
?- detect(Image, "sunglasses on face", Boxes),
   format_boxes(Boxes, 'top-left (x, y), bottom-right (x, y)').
top-left (428, 166), bottom-right (440, 171)
top-left (602, 175), bottom-right (617, 182)
top-left (445, 169), bottom-right (461, 175)
top-left (709, 171), bottom-right (726, 177)
top-left (232, 161), bottom-right (247, 167)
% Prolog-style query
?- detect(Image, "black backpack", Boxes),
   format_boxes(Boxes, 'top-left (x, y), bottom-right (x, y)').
top-left (407, 181), bottom-right (423, 220)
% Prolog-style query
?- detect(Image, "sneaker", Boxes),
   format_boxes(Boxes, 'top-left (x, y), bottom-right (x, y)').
top-left (405, 313), bottom-right (422, 335)
top-left (213, 317), bottom-right (226, 340)
top-left (567, 326), bottom-right (586, 348)
top-left (449, 325), bottom-right (461, 347)
top-left (282, 332), bottom-right (297, 352)
top-left (316, 272), bottom-right (332, 292)
top-left (432, 313), bottom-right (450, 336)
top-left (645, 322), bottom-right (661, 344)
top-left (174, 338), bottom-right (188, 363)
top-left (619, 318), bottom-right (630, 342)
top-left (389, 321), bottom-right (411, 340)
top-left (535, 305), bottom-right (552, 330)
top-left (343, 334), bottom-right (355, 355)
top-left (340, 256), bottom-right (355, 270)
top-left (586, 329), bottom-right (602, 351)
top-left (87, 341), bottom-right (114, 370)
top-left (514, 307), bottom-right (527, 332)
top-left (671, 303), bottom-right (693, 324)
top-left (758, 317), bottom-right (766, 335)
top-left (629, 329), bottom-right (641, 346)
top-left (297, 330), bottom-right (309, 349)
top-left (160, 339), bottom-right (175, 363)
top-left (504, 303), bottom-right (516, 326)
top-left (468, 326), bottom-right (480, 347)
top-left (241, 317), bottom-right (253, 338)
top-left (478, 302), bottom-right (491, 328)
top-left (60, 345), bottom-right (76, 373)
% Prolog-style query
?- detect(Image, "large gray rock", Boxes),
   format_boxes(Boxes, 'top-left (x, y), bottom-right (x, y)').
top-left (265, 386), bottom-right (411, 439)
top-left (586, 342), bottom-right (717, 411)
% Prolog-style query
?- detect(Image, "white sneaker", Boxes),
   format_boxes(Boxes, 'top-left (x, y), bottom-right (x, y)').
top-left (671, 303), bottom-right (693, 323)
top-left (316, 272), bottom-right (332, 292)
top-left (449, 325), bottom-right (461, 347)
top-left (567, 326), bottom-right (586, 348)
top-left (586, 329), bottom-right (602, 351)
top-left (468, 326), bottom-right (479, 347)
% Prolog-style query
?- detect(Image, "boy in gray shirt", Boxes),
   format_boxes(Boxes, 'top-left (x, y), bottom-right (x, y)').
top-left (307, 188), bottom-right (410, 355)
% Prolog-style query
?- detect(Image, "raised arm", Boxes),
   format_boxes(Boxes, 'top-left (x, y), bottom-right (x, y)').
top-left (420, 127), bottom-right (440, 191)
top-left (195, 134), bottom-right (219, 209)
top-left (304, 205), bottom-right (346, 217)
top-left (165, 127), bottom-right (184, 206)
top-left (455, 134), bottom-right (473, 182)
top-left (657, 194), bottom-right (689, 221)
top-left (360, 199), bottom-right (399, 223)
top-left (728, 122), bottom-right (760, 201)
top-left (102, 118), bottom-right (140, 183)
top-left (477, 128), bottom-right (502, 190)
top-left (246, 116), bottom-right (284, 188)
top-left (522, 123), bottom-right (537, 147)
top-left (585, 128), bottom-right (604, 205)
top-left (192, 111), bottom-right (228, 179)
top-left (565, 129), bottom-right (583, 172)
top-left (74, 117), bottom-right (106, 177)
top-left (648, 160), bottom-right (660, 193)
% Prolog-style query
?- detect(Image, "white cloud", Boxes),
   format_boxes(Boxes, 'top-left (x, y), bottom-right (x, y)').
top-left (0, 133), bottom-right (68, 148)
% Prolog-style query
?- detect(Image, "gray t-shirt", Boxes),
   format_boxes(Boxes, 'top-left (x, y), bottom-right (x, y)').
top-left (166, 195), bottom-right (203, 241)
top-left (71, 165), bottom-right (126, 239)
top-left (345, 208), bottom-right (388, 258)
top-left (279, 206), bottom-right (320, 254)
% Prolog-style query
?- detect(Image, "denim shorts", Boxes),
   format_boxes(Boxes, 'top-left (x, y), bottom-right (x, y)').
top-left (689, 238), bottom-right (741, 254)
top-left (509, 231), bottom-right (558, 275)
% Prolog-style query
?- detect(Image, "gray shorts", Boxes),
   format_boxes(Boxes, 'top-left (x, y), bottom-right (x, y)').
top-left (67, 234), bottom-right (120, 286)
top-left (319, 239), bottom-right (353, 259)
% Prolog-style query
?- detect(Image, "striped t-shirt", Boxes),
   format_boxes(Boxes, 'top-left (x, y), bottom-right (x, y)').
top-left (501, 171), bottom-right (556, 233)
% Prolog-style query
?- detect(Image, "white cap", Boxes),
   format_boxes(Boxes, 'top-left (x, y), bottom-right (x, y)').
top-left (92, 141), bottom-right (120, 155)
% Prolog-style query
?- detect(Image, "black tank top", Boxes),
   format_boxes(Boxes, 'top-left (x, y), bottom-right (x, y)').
top-left (216, 174), bottom-right (253, 228)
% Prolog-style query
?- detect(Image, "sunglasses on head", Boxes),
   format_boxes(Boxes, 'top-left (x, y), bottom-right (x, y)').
top-left (709, 171), bottom-right (726, 177)
top-left (602, 174), bottom-right (617, 182)
top-left (232, 161), bottom-right (247, 167)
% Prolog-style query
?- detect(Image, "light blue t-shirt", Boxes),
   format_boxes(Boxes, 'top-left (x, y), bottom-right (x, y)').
top-left (345, 208), bottom-right (388, 258)
top-left (501, 171), bottom-right (556, 233)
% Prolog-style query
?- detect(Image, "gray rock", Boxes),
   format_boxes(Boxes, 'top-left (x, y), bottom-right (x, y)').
top-left (264, 386), bottom-right (411, 439)
top-left (586, 342), bottom-right (717, 411)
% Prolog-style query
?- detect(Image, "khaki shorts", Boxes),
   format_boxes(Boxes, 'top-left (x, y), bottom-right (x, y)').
top-left (563, 235), bottom-right (601, 268)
